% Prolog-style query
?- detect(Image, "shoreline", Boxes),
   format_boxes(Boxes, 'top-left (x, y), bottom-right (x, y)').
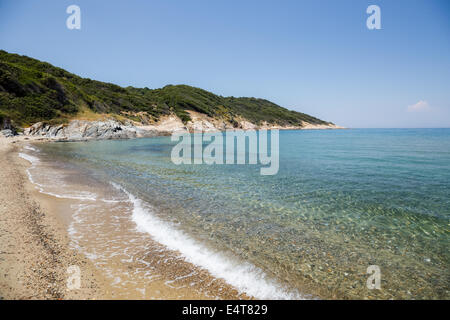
top-left (21, 112), bottom-right (345, 142)
top-left (0, 136), bottom-right (106, 299)
top-left (0, 136), bottom-right (256, 300)
top-left (3, 130), bottom-right (447, 300)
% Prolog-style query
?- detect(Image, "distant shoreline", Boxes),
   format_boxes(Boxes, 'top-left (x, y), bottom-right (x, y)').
top-left (19, 112), bottom-right (344, 142)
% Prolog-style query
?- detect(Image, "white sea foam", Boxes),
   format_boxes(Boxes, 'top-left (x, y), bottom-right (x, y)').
top-left (41, 190), bottom-right (98, 201)
top-left (23, 145), bottom-right (38, 152)
top-left (20, 152), bottom-right (97, 201)
top-left (111, 182), bottom-right (303, 300)
top-left (19, 152), bottom-right (41, 187)
top-left (19, 150), bottom-right (304, 299)
top-left (18, 152), bottom-right (39, 164)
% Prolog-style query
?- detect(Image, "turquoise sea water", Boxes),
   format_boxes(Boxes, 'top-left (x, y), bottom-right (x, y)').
top-left (37, 129), bottom-right (450, 299)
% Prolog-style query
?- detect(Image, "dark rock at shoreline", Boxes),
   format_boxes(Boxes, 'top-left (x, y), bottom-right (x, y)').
top-left (1, 129), bottom-right (15, 138)
top-left (1, 118), bottom-right (18, 137)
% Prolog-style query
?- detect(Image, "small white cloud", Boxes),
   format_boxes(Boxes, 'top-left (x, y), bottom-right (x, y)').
top-left (407, 100), bottom-right (430, 112)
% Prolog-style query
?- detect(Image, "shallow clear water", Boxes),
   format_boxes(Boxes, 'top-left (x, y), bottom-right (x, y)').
top-left (36, 129), bottom-right (450, 299)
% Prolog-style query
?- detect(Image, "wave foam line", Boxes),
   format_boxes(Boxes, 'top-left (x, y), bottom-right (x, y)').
top-left (23, 145), bottom-right (38, 152)
top-left (19, 152), bottom-right (40, 164)
top-left (19, 152), bottom-right (97, 201)
top-left (111, 182), bottom-right (303, 300)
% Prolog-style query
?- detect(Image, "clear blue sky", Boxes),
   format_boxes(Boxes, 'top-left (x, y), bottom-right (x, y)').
top-left (1, 0), bottom-right (449, 128)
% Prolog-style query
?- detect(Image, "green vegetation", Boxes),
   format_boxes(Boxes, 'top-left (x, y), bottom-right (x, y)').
top-left (0, 50), bottom-right (331, 127)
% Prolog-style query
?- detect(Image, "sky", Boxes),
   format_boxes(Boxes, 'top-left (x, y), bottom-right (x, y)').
top-left (0, 0), bottom-right (449, 128)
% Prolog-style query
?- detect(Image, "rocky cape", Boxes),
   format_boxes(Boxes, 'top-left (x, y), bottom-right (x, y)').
top-left (16, 111), bottom-right (344, 141)
top-left (23, 119), bottom-right (159, 141)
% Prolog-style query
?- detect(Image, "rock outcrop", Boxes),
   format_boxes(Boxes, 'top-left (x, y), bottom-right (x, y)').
top-left (1, 129), bottom-right (15, 138)
top-left (23, 120), bottom-right (161, 141)
top-left (22, 112), bottom-right (344, 141)
top-left (1, 118), bottom-right (18, 137)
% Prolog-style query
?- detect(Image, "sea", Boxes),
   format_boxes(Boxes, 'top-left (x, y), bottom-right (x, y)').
top-left (19, 128), bottom-right (450, 299)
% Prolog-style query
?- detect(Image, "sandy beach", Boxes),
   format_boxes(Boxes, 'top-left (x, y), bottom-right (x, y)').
top-left (0, 135), bottom-right (108, 299)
